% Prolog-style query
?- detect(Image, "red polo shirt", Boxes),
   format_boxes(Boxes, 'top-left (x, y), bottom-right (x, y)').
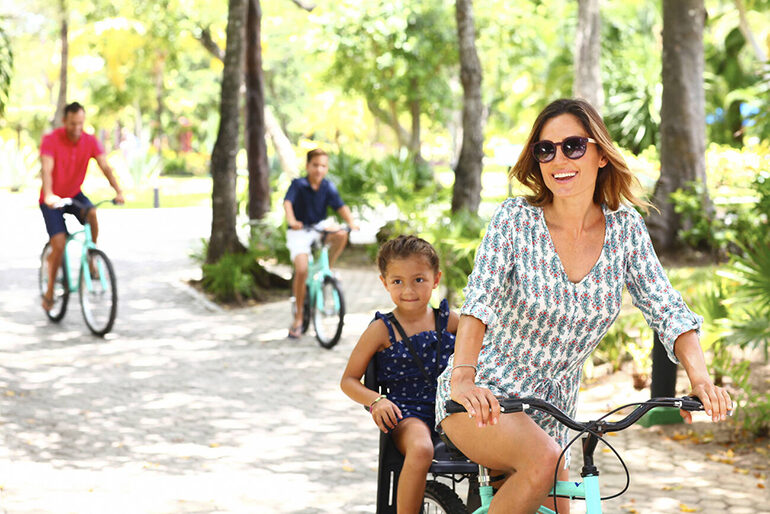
top-left (38, 127), bottom-right (105, 204)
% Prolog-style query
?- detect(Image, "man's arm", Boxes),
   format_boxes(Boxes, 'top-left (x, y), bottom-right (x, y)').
top-left (94, 154), bottom-right (125, 204)
top-left (284, 199), bottom-right (303, 230)
top-left (336, 205), bottom-right (359, 230)
top-left (41, 154), bottom-right (60, 207)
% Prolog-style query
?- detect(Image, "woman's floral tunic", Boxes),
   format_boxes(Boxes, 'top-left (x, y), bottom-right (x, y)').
top-left (435, 197), bottom-right (702, 449)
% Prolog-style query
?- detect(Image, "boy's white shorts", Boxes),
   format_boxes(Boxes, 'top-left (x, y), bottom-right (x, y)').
top-left (286, 219), bottom-right (335, 261)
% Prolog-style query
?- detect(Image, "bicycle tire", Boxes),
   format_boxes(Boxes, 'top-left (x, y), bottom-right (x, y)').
top-left (301, 284), bottom-right (311, 334)
top-left (422, 481), bottom-right (467, 514)
top-left (79, 249), bottom-right (117, 336)
top-left (312, 276), bottom-right (344, 349)
top-left (39, 242), bottom-right (69, 322)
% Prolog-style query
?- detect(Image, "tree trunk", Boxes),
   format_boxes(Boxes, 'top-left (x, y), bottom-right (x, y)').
top-left (265, 106), bottom-right (299, 176)
top-left (207, 0), bottom-right (248, 264)
top-left (451, 0), bottom-right (484, 214)
top-left (734, 0), bottom-right (767, 63)
top-left (52, 0), bottom-right (67, 128)
top-left (152, 56), bottom-right (166, 150)
top-left (573, 0), bottom-right (603, 112)
top-left (245, 0), bottom-right (270, 220)
top-left (366, 97), bottom-right (411, 148)
top-left (647, 0), bottom-right (712, 253)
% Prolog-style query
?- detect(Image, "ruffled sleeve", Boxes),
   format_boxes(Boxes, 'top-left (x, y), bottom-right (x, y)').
top-left (460, 199), bottom-right (517, 328)
top-left (622, 208), bottom-right (703, 363)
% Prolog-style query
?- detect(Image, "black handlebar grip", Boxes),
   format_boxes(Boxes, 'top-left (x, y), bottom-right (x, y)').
top-left (445, 400), bottom-right (467, 414)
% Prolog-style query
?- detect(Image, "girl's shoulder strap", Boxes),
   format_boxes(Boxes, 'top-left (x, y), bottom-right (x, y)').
top-left (433, 298), bottom-right (450, 332)
top-left (373, 310), bottom-right (396, 342)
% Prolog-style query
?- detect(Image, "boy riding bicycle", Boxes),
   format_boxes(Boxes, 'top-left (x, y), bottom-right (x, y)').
top-left (284, 148), bottom-right (358, 339)
top-left (39, 101), bottom-right (124, 312)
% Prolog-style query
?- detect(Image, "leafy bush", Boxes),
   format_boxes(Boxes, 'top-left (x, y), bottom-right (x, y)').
top-left (201, 252), bottom-right (260, 303)
top-left (0, 138), bottom-right (37, 191)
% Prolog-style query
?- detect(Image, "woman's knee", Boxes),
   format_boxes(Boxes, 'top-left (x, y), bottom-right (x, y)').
top-left (526, 440), bottom-right (563, 492)
top-left (404, 437), bottom-right (434, 469)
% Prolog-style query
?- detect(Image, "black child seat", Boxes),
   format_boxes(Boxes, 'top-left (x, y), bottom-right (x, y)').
top-left (363, 357), bottom-right (481, 513)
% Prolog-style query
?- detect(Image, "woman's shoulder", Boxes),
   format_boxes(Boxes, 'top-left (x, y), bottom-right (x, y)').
top-left (604, 202), bottom-right (646, 227)
top-left (492, 196), bottom-right (540, 223)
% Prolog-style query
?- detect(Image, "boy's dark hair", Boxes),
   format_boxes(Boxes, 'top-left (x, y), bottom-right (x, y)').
top-left (377, 235), bottom-right (440, 276)
top-left (64, 102), bottom-right (85, 117)
top-left (306, 148), bottom-right (328, 164)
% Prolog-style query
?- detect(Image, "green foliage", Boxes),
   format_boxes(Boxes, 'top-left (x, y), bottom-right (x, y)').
top-left (0, 24), bottom-right (12, 117)
top-left (125, 143), bottom-right (162, 188)
top-left (594, 312), bottom-right (652, 372)
top-left (0, 138), bottom-right (36, 191)
top-left (670, 182), bottom-right (725, 252)
top-left (201, 251), bottom-right (260, 303)
top-left (602, 3), bottom-right (661, 154)
top-left (424, 209), bottom-right (486, 307)
top-left (323, 0), bottom-right (457, 129)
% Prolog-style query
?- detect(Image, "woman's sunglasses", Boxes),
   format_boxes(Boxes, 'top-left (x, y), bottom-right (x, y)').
top-left (531, 136), bottom-right (596, 163)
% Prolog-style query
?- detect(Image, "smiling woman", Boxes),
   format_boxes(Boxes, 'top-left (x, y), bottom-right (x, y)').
top-left (437, 98), bottom-right (733, 514)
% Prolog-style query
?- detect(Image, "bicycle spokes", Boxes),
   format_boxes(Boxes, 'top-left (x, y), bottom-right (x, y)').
top-left (313, 276), bottom-right (345, 349)
top-left (79, 249), bottom-right (117, 336)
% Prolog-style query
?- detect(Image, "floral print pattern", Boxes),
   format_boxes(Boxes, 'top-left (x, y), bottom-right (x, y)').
top-left (435, 197), bottom-right (702, 449)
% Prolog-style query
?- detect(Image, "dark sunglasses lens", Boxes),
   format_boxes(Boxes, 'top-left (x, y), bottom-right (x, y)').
top-left (533, 142), bottom-right (555, 162)
top-left (562, 137), bottom-right (587, 159)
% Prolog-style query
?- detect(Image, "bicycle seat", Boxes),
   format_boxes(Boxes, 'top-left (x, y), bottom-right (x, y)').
top-left (430, 435), bottom-right (478, 474)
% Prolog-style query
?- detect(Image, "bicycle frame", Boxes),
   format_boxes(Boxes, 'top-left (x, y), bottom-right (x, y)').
top-left (305, 236), bottom-right (340, 313)
top-left (59, 203), bottom-right (110, 295)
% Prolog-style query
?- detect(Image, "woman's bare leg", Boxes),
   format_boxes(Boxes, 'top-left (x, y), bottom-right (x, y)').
top-left (441, 411), bottom-right (564, 514)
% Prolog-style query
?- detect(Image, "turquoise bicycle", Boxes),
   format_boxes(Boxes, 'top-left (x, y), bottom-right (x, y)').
top-left (39, 198), bottom-right (118, 336)
top-left (293, 227), bottom-right (347, 349)
top-left (443, 396), bottom-right (706, 514)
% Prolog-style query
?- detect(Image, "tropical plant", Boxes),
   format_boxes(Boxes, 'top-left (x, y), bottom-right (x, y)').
top-left (0, 138), bottom-right (37, 191)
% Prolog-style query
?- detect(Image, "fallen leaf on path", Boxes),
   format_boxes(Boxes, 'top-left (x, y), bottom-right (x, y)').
top-left (679, 503), bottom-right (698, 512)
top-left (342, 459), bottom-right (354, 472)
top-left (663, 484), bottom-right (683, 491)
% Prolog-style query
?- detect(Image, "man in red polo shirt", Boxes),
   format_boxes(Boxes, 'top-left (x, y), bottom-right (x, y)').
top-left (39, 101), bottom-right (125, 311)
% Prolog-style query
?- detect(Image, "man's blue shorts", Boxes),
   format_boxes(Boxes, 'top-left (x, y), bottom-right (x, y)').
top-left (40, 192), bottom-right (94, 237)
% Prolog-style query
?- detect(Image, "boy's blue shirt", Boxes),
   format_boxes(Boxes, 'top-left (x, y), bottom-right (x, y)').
top-left (284, 176), bottom-right (345, 226)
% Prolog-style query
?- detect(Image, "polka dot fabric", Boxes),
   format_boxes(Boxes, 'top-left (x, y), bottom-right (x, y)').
top-left (375, 299), bottom-right (456, 433)
top-left (435, 197), bottom-right (702, 449)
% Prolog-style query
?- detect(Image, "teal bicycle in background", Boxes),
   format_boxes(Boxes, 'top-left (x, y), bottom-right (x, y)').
top-left (39, 198), bottom-right (119, 336)
top-left (293, 226), bottom-right (348, 349)
top-left (442, 396), bottom-right (707, 514)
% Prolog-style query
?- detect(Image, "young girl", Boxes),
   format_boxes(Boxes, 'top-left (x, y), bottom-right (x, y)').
top-left (340, 235), bottom-right (458, 514)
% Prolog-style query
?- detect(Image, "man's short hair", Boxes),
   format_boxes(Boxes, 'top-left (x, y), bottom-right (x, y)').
top-left (306, 148), bottom-right (328, 164)
top-left (64, 102), bottom-right (85, 117)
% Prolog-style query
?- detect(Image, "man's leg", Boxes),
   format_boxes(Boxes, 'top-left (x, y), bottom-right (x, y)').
top-left (291, 253), bottom-right (309, 334)
top-left (43, 233), bottom-right (66, 309)
top-left (86, 206), bottom-right (99, 243)
top-left (327, 230), bottom-right (349, 268)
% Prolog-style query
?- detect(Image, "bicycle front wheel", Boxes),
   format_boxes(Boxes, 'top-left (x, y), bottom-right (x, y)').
top-left (79, 249), bottom-right (117, 336)
top-left (39, 242), bottom-right (69, 321)
top-left (422, 481), bottom-right (467, 514)
top-left (313, 276), bottom-right (344, 349)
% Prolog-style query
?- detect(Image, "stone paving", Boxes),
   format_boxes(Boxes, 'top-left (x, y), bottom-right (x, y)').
top-left (0, 197), bottom-right (768, 513)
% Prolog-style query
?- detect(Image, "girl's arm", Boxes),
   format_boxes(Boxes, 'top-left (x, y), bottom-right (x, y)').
top-left (446, 310), bottom-right (460, 334)
top-left (674, 330), bottom-right (732, 423)
top-left (340, 320), bottom-right (402, 432)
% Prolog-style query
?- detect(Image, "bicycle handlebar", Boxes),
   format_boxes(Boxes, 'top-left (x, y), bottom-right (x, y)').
top-left (53, 198), bottom-right (119, 209)
top-left (445, 396), bottom-right (704, 433)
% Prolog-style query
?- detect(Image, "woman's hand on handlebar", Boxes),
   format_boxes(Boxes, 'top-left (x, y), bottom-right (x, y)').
top-left (114, 191), bottom-right (125, 205)
top-left (686, 380), bottom-right (733, 424)
top-left (288, 220), bottom-right (304, 230)
top-left (451, 374), bottom-right (500, 428)
top-left (371, 398), bottom-right (402, 433)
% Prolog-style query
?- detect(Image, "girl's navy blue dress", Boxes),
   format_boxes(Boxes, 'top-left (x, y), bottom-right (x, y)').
top-left (374, 299), bottom-right (455, 431)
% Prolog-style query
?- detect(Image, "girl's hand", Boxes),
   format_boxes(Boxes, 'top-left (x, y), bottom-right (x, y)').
top-left (684, 381), bottom-right (733, 424)
top-left (371, 399), bottom-right (402, 433)
top-left (451, 373), bottom-right (500, 428)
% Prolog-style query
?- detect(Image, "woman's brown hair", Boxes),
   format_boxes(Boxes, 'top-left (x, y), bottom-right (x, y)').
top-left (509, 98), bottom-right (650, 212)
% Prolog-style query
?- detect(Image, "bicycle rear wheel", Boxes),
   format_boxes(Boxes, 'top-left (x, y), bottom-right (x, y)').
top-left (79, 249), bottom-right (117, 336)
top-left (39, 242), bottom-right (69, 321)
top-left (313, 276), bottom-right (344, 349)
top-left (422, 481), bottom-right (466, 514)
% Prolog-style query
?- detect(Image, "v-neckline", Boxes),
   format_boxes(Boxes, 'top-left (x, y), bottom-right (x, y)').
top-left (537, 204), bottom-right (609, 286)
